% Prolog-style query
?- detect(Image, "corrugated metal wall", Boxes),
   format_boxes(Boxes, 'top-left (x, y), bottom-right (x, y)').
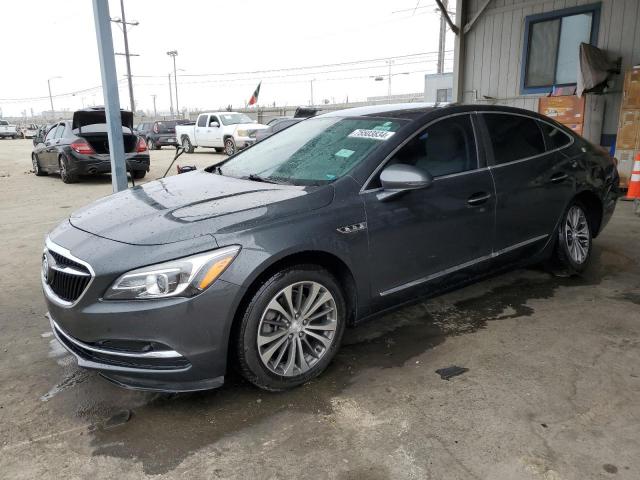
top-left (461, 0), bottom-right (640, 139)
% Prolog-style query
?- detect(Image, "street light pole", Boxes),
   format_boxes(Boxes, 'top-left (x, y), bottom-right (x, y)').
top-left (167, 50), bottom-right (179, 116)
top-left (167, 73), bottom-right (174, 116)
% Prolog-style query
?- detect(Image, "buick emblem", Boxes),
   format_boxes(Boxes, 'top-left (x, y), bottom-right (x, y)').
top-left (42, 254), bottom-right (50, 284)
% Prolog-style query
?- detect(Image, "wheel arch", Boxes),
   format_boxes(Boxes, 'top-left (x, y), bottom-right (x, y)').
top-left (226, 249), bottom-right (359, 368)
top-left (574, 189), bottom-right (603, 238)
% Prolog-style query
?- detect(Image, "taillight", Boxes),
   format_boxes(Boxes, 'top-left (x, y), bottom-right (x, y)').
top-left (136, 137), bottom-right (148, 152)
top-left (70, 140), bottom-right (95, 155)
top-left (153, 123), bottom-right (159, 133)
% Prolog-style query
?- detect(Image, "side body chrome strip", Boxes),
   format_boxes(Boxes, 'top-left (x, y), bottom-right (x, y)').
top-left (379, 234), bottom-right (548, 297)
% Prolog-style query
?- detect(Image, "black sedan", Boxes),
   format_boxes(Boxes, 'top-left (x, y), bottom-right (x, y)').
top-left (42, 103), bottom-right (618, 392)
top-left (32, 108), bottom-right (150, 183)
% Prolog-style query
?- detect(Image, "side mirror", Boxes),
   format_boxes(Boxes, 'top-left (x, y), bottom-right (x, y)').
top-left (209, 121), bottom-right (220, 128)
top-left (377, 163), bottom-right (433, 201)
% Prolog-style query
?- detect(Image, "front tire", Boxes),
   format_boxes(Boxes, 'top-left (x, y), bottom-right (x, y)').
top-left (182, 136), bottom-right (194, 153)
top-left (235, 265), bottom-right (346, 391)
top-left (553, 200), bottom-right (592, 274)
top-left (224, 138), bottom-right (236, 156)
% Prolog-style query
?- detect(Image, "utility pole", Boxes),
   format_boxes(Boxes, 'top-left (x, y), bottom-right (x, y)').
top-left (437, 0), bottom-right (448, 74)
top-left (47, 76), bottom-right (61, 118)
top-left (310, 79), bottom-right (315, 106)
top-left (167, 50), bottom-right (179, 117)
top-left (387, 59), bottom-right (393, 102)
top-left (151, 94), bottom-right (157, 118)
top-left (111, 0), bottom-right (139, 113)
top-left (167, 73), bottom-right (174, 116)
top-left (91, 0), bottom-right (128, 192)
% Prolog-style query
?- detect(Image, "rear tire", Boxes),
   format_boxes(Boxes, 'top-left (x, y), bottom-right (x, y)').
top-left (214, 147), bottom-right (224, 153)
top-left (132, 170), bottom-right (146, 180)
top-left (59, 156), bottom-right (79, 184)
top-left (235, 265), bottom-right (346, 391)
top-left (552, 200), bottom-right (592, 274)
top-left (182, 136), bottom-right (195, 153)
top-left (147, 138), bottom-right (157, 150)
top-left (32, 153), bottom-right (47, 176)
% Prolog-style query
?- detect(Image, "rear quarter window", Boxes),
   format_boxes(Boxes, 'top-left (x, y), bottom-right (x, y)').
top-left (539, 121), bottom-right (572, 150)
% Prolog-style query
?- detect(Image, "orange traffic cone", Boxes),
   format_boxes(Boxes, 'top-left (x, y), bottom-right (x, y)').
top-left (625, 152), bottom-right (640, 200)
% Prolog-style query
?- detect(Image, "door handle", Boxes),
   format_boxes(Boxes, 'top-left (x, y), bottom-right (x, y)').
top-left (467, 192), bottom-right (491, 206)
top-left (550, 172), bottom-right (568, 183)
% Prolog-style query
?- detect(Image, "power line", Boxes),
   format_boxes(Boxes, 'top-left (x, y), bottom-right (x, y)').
top-left (131, 50), bottom-right (451, 79)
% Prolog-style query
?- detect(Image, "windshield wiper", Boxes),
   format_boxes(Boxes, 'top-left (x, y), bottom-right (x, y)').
top-left (246, 173), bottom-right (281, 184)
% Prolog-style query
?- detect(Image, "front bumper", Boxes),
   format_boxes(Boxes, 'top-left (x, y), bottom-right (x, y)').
top-left (43, 229), bottom-right (245, 392)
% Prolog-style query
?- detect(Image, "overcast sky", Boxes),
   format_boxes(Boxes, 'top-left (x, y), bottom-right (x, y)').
top-left (0, 0), bottom-right (454, 118)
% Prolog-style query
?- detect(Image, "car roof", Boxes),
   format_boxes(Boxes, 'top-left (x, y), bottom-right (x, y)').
top-left (319, 102), bottom-right (441, 119)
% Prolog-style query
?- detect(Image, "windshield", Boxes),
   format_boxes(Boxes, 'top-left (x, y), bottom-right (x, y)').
top-left (220, 116), bottom-right (407, 185)
top-left (219, 113), bottom-right (253, 125)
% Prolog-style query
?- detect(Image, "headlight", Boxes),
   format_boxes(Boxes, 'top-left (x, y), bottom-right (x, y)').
top-left (103, 246), bottom-right (240, 300)
top-left (236, 129), bottom-right (248, 137)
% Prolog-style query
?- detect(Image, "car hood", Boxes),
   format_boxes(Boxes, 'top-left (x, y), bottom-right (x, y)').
top-left (69, 171), bottom-right (334, 245)
top-left (233, 123), bottom-right (269, 131)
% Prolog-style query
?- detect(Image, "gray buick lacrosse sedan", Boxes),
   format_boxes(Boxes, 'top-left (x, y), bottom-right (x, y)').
top-left (42, 103), bottom-right (619, 392)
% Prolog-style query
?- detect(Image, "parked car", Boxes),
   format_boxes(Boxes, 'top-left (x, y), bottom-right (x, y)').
top-left (42, 103), bottom-right (618, 393)
top-left (255, 117), bottom-right (303, 142)
top-left (134, 119), bottom-right (190, 150)
top-left (32, 107), bottom-right (149, 183)
top-left (175, 112), bottom-right (268, 155)
top-left (19, 123), bottom-right (39, 139)
top-left (0, 119), bottom-right (19, 139)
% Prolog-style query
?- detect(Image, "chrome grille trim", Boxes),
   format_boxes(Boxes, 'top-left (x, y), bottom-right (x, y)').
top-left (42, 238), bottom-right (95, 308)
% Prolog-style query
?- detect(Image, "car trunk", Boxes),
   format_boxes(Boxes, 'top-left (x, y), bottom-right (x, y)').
top-left (72, 108), bottom-right (138, 154)
top-left (79, 133), bottom-right (138, 154)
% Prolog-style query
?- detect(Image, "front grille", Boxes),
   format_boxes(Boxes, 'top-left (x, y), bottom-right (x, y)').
top-left (45, 247), bottom-right (92, 303)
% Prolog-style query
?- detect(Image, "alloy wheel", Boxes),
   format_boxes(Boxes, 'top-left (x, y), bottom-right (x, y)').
top-left (257, 281), bottom-right (338, 377)
top-left (564, 205), bottom-right (590, 264)
top-left (225, 140), bottom-right (235, 156)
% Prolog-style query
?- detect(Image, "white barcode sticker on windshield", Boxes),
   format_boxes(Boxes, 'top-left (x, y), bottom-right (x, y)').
top-left (348, 129), bottom-right (395, 141)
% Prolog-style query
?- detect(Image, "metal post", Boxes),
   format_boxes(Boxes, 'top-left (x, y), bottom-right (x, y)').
top-left (91, 0), bottom-right (128, 193)
top-left (119, 0), bottom-right (135, 113)
top-left (168, 73), bottom-right (174, 116)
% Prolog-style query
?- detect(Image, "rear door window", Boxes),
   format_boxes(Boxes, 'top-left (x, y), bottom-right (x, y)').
top-left (539, 121), bottom-right (572, 150)
top-left (197, 115), bottom-right (207, 127)
top-left (482, 113), bottom-right (546, 165)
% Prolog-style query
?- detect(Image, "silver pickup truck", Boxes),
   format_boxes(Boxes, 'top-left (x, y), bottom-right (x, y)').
top-left (0, 120), bottom-right (19, 139)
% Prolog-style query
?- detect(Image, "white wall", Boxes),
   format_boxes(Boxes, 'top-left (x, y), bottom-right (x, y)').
top-left (424, 73), bottom-right (454, 102)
